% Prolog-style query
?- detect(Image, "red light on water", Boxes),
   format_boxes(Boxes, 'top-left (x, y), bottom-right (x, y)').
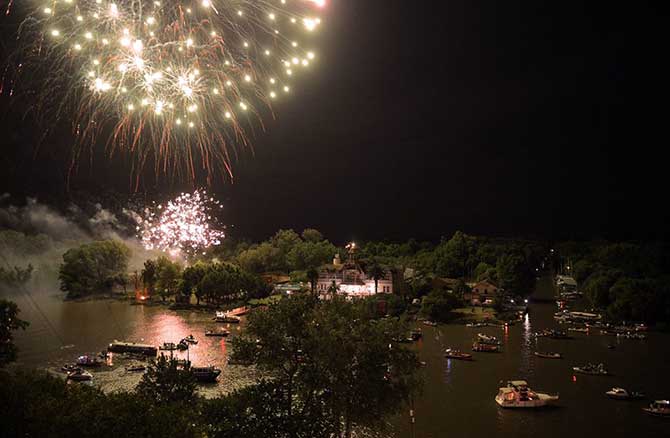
top-left (572, 375), bottom-right (577, 382)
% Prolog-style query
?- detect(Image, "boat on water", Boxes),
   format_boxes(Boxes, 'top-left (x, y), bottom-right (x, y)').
top-left (160, 341), bottom-right (189, 351)
top-left (534, 352), bottom-right (562, 359)
top-left (409, 329), bottom-right (423, 341)
top-left (125, 364), bottom-right (146, 372)
top-left (182, 334), bottom-right (198, 344)
top-left (205, 329), bottom-right (230, 337)
top-left (567, 327), bottom-right (589, 333)
top-left (605, 387), bottom-right (645, 400)
top-left (465, 322), bottom-right (488, 328)
top-left (573, 363), bottom-right (610, 375)
top-left (534, 329), bottom-right (572, 339)
top-left (61, 364), bottom-right (81, 373)
top-left (445, 348), bottom-right (473, 361)
top-left (616, 332), bottom-right (647, 340)
top-left (643, 400), bottom-right (670, 417)
top-left (191, 366), bottom-right (222, 383)
top-left (214, 311), bottom-right (241, 323)
top-left (67, 369), bottom-right (93, 382)
top-left (76, 355), bottom-right (103, 367)
top-left (472, 342), bottom-right (499, 352)
top-left (495, 380), bottom-right (559, 408)
top-left (108, 341), bottom-right (157, 356)
top-left (477, 333), bottom-right (500, 345)
top-left (422, 320), bottom-right (438, 327)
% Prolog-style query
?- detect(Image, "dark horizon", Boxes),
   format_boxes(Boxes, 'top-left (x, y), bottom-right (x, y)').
top-left (2, 1), bottom-right (668, 244)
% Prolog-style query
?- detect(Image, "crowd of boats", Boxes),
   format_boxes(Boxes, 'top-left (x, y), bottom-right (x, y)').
top-left (59, 310), bottom-right (246, 384)
top-left (437, 328), bottom-right (669, 416)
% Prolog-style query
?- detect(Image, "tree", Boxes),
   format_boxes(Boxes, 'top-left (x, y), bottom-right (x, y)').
top-left (0, 300), bottom-right (29, 366)
top-left (474, 262), bottom-right (493, 281)
top-left (301, 228), bottom-right (324, 243)
top-left (496, 252), bottom-right (534, 297)
top-left (58, 240), bottom-right (131, 298)
top-left (231, 295), bottom-right (420, 438)
top-left (141, 259), bottom-right (158, 296)
top-left (136, 354), bottom-right (197, 404)
top-left (286, 240), bottom-right (336, 271)
top-left (155, 257), bottom-right (183, 301)
top-left (0, 264), bottom-right (34, 286)
top-left (306, 268), bottom-right (319, 296)
top-left (583, 270), bottom-right (619, 309)
top-left (327, 280), bottom-right (339, 298)
top-left (181, 262), bottom-right (209, 304)
top-left (420, 288), bottom-right (461, 322)
top-left (237, 242), bottom-right (283, 273)
top-left (366, 262), bottom-right (385, 294)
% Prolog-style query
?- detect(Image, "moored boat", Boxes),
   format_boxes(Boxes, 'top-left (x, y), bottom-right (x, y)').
top-left (108, 341), bottom-right (157, 356)
top-left (214, 311), bottom-right (241, 323)
top-left (205, 329), bottom-right (230, 337)
top-left (616, 332), bottom-right (647, 340)
top-left (573, 363), bottom-right (610, 375)
top-left (534, 352), bottom-right (562, 359)
top-left (67, 369), bottom-right (93, 381)
top-left (61, 364), bottom-right (81, 373)
top-left (643, 400), bottom-right (670, 417)
top-left (567, 327), bottom-right (589, 333)
top-left (422, 320), bottom-right (438, 327)
top-left (191, 365), bottom-right (222, 383)
top-left (76, 355), bottom-right (103, 367)
top-left (159, 341), bottom-right (189, 351)
top-left (182, 334), bottom-right (198, 344)
top-left (125, 364), bottom-right (146, 372)
top-left (477, 333), bottom-right (500, 345)
top-left (495, 380), bottom-right (559, 408)
top-left (605, 387), bottom-right (645, 400)
top-left (444, 348), bottom-right (473, 361)
top-left (472, 342), bottom-right (499, 352)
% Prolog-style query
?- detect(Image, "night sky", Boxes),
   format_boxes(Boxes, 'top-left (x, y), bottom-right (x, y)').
top-left (1, 1), bottom-right (668, 243)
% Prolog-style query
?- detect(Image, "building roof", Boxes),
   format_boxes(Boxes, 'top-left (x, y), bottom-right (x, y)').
top-left (472, 279), bottom-right (498, 289)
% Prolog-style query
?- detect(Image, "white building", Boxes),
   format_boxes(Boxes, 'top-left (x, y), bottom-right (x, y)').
top-left (316, 253), bottom-right (393, 298)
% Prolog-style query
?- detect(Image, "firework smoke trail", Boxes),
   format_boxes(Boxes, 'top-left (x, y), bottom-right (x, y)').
top-left (138, 189), bottom-right (224, 257)
top-left (3, 0), bottom-right (326, 187)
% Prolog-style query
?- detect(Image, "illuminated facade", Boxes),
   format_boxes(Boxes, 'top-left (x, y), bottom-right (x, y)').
top-left (316, 253), bottom-right (393, 298)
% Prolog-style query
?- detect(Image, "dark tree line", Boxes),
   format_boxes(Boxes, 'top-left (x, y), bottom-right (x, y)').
top-left (556, 241), bottom-right (670, 326)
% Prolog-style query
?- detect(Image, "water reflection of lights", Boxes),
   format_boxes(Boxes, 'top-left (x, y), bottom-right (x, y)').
top-left (444, 357), bottom-right (453, 384)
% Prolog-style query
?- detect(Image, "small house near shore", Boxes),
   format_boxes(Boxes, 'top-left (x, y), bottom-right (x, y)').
top-left (465, 279), bottom-right (499, 305)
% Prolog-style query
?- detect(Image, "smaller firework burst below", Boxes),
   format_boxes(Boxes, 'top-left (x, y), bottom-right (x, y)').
top-left (138, 190), bottom-right (224, 257)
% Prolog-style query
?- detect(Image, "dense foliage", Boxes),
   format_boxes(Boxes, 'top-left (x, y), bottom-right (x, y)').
top-left (233, 229), bottom-right (338, 275)
top-left (0, 264), bottom-right (33, 286)
top-left (58, 240), bottom-right (131, 298)
top-left (231, 294), bottom-right (421, 437)
top-left (139, 259), bottom-right (272, 305)
top-left (555, 241), bottom-right (670, 326)
top-left (0, 300), bottom-right (29, 367)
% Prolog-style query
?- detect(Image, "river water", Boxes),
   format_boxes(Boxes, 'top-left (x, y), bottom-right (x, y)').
top-left (391, 276), bottom-right (670, 437)
top-left (6, 276), bottom-right (670, 437)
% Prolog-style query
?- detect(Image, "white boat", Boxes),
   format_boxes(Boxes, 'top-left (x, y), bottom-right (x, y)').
top-left (605, 387), bottom-right (645, 400)
top-left (495, 380), bottom-right (559, 408)
top-left (477, 333), bottom-right (500, 345)
top-left (214, 311), bottom-right (241, 323)
top-left (643, 400), bottom-right (670, 417)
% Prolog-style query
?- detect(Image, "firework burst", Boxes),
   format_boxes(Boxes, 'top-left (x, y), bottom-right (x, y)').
top-left (138, 189), bottom-right (225, 257)
top-left (3, 0), bottom-right (326, 186)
